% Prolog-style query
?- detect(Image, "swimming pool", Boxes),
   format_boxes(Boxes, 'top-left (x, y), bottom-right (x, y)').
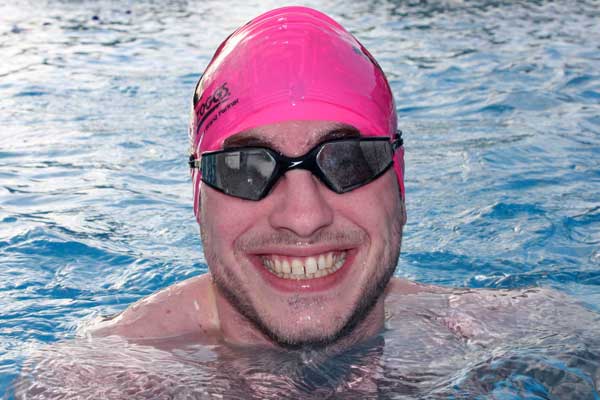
top-left (1, 0), bottom-right (599, 398)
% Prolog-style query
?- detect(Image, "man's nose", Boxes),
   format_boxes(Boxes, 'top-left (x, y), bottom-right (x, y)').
top-left (268, 170), bottom-right (334, 237)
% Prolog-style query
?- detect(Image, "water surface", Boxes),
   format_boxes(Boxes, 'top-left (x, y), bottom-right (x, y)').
top-left (1, 0), bottom-right (599, 398)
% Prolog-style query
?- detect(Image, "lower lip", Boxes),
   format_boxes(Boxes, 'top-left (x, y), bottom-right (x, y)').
top-left (251, 250), bottom-right (356, 293)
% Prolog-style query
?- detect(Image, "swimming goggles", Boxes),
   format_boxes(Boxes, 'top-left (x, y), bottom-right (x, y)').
top-left (189, 133), bottom-right (403, 201)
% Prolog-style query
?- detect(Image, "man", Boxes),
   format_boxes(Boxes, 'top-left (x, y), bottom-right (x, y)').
top-left (91, 6), bottom-right (427, 349)
top-left (89, 8), bottom-right (597, 360)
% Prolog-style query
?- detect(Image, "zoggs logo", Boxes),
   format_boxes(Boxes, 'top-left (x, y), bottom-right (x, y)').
top-left (196, 82), bottom-right (231, 128)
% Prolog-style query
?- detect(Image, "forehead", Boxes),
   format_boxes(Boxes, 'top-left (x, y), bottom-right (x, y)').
top-left (223, 120), bottom-right (360, 156)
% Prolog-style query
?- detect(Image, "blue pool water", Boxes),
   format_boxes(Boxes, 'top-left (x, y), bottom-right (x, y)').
top-left (1, 0), bottom-right (599, 398)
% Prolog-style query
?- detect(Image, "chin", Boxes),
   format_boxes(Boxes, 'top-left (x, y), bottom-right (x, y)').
top-left (255, 289), bottom-right (383, 350)
top-left (266, 313), bottom-right (348, 349)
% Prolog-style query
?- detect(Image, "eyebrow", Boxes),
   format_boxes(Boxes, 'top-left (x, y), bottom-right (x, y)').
top-left (223, 124), bottom-right (361, 150)
top-left (223, 135), bottom-right (272, 149)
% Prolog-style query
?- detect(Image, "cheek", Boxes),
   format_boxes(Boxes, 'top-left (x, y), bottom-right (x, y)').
top-left (200, 188), bottom-right (264, 252)
top-left (345, 172), bottom-right (402, 230)
top-left (377, 173), bottom-right (403, 228)
top-left (201, 191), bottom-right (231, 237)
top-left (200, 190), bottom-right (247, 279)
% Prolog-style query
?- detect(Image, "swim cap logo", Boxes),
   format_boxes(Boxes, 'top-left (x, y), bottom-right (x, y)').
top-left (196, 82), bottom-right (232, 130)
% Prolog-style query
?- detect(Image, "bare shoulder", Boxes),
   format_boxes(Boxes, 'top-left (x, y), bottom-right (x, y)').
top-left (445, 286), bottom-right (572, 307)
top-left (384, 282), bottom-right (599, 342)
top-left (385, 277), bottom-right (451, 297)
top-left (88, 274), bottom-right (220, 340)
top-left (385, 278), bottom-right (567, 301)
top-left (385, 281), bottom-right (579, 310)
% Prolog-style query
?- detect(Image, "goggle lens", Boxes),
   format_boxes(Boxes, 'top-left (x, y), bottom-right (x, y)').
top-left (316, 140), bottom-right (394, 193)
top-left (194, 136), bottom-right (401, 201)
top-left (201, 149), bottom-right (277, 200)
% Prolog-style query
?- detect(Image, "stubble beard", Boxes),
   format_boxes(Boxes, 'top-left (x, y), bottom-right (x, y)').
top-left (201, 220), bottom-right (403, 350)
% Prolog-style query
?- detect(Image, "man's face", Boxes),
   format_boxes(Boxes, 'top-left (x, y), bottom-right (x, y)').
top-left (200, 120), bottom-right (405, 348)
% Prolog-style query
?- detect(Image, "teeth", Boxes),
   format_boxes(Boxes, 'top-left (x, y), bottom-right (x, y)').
top-left (335, 254), bottom-right (345, 269)
top-left (281, 259), bottom-right (291, 274)
top-left (261, 251), bottom-right (347, 280)
top-left (274, 259), bottom-right (282, 273)
top-left (305, 257), bottom-right (318, 274)
top-left (318, 254), bottom-right (326, 269)
top-left (291, 259), bottom-right (304, 275)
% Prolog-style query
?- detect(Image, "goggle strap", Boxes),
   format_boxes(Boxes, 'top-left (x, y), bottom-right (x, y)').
top-left (392, 130), bottom-right (404, 151)
top-left (189, 154), bottom-right (200, 168)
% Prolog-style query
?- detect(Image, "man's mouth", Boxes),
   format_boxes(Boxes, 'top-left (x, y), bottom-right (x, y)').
top-left (260, 251), bottom-right (347, 280)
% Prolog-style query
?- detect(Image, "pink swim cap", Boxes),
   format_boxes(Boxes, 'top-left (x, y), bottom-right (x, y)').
top-left (190, 6), bottom-right (404, 217)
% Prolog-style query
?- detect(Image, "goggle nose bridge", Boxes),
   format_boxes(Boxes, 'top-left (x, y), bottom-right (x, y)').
top-left (270, 145), bottom-right (323, 175)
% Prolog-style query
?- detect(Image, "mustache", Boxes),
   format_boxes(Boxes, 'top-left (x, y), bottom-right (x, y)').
top-left (235, 229), bottom-right (367, 251)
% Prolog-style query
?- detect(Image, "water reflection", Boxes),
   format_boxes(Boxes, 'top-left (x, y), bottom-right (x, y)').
top-left (12, 289), bottom-right (600, 398)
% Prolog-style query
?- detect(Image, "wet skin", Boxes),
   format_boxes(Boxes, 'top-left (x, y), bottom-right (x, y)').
top-left (91, 120), bottom-right (415, 348)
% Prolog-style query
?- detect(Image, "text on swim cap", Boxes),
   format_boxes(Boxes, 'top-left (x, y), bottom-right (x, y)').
top-left (195, 82), bottom-right (231, 131)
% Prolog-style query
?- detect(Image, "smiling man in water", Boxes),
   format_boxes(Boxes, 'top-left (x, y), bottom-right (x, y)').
top-left (90, 6), bottom-right (425, 349)
top-left (90, 7), bottom-right (594, 355)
